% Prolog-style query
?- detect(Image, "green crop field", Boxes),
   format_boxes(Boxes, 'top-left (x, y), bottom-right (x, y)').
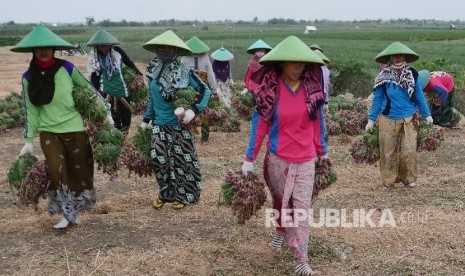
top-left (2, 23), bottom-right (465, 111)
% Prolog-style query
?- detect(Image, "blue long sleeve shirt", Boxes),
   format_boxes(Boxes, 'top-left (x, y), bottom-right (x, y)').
top-left (369, 80), bottom-right (431, 121)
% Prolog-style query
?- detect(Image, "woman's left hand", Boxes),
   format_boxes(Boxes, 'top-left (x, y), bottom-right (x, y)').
top-left (182, 109), bottom-right (195, 124)
top-left (106, 114), bottom-right (114, 125)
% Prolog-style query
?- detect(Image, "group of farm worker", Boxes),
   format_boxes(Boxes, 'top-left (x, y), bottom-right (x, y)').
top-left (11, 23), bottom-right (457, 276)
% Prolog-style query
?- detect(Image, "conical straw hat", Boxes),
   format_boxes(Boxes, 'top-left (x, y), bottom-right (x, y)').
top-left (185, 36), bottom-right (210, 54)
top-left (418, 70), bottom-right (431, 90)
top-left (87, 30), bottom-right (120, 46)
top-left (246, 39), bottom-right (272, 54)
top-left (314, 49), bottom-right (331, 65)
top-left (211, 47), bottom-right (234, 61)
top-left (259, 36), bottom-right (324, 65)
top-left (375, 42), bottom-right (419, 63)
top-left (11, 24), bottom-right (73, 52)
top-left (143, 30), bottom-right (192, 56)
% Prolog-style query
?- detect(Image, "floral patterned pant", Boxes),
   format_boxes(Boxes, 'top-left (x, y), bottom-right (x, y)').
top-left (264, 152), bottom-right (315, 264)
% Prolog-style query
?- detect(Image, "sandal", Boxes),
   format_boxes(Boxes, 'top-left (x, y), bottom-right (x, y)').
top-left (152, 198), bottom-right (165, 209)
top-left (172, 201), bottom-right (185, 210)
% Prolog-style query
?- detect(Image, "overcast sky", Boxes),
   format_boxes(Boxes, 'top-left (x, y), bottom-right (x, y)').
top-left (1, 0), bottom-right (464, 23)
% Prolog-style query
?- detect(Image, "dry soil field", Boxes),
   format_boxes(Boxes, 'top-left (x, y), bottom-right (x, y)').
top-left (0, 47), bottom-right (464, 276)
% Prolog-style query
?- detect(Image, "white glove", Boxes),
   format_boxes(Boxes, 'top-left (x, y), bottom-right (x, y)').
top-left (323, 104), bottom-right (329, 114)
top-left (228, 78), bottom-right (234, 85)
top-left (426, 116), bottom-right (433, 124)
top-left (140, 121), bottom-right (152, 129)
top-left (182, 109), bottom-right (195, 124)
top-left (365, 119), bottom-right (375, 131)
top-left (106, 114), bottom-right (114, 125)
top-left (319, 154), bottom-right (329, 160)
top-left (241, 160), bottom-right (254, 175)
top-left (241, 88), bottom-right (249, 95)
top-left (19, 143), bottom-right (33, 156)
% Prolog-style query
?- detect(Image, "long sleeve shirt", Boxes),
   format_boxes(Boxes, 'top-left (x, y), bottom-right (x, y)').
top-left (88, 46), bottom-right (142, 95)
top-left (369, 80), bottom-right (431, 121)
top-left (245, 79), bottom-right (328, 163)
top-left (321, 65), bottom-right (331, 103)
top-left (180, 54), bottom-right (218, 94)
top-left (143, 70), bottom-right (210, 126)
top-left (22, 61), bottom-right (108, 143)
top-left (423, 71), bottom-right (454, 104)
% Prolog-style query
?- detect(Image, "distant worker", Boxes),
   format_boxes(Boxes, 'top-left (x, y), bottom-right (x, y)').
top-left (310, 44), bottom-right (331, 113)
top-left (419, 70), bottom-right (456, 127)
top-left (87, 30), bottom-right (142, 134)
top-left (211, 47), bottom-right (234, 107)
top-left (181, 36), bottom-right (218, 143)
top-left (242, 39), bottom-right (272, 95)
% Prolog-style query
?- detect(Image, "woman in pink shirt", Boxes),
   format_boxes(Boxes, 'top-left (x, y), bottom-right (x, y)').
top-left (242, 39), bottom-right (272, 95)
top-left (419, 70), bottom-right (456, 127)
top-left (242, 36), bottom-right (327, 276)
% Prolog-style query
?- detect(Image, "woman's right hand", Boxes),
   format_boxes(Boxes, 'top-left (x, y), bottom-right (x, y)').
top-left (365, 119), bottom-right (375, 131)
top-left (140, 121), bottom-right (152, 129)
top-left (19, 143), bottom-right (33, 156)
top-left (241, 160), bottom-right (254, 175)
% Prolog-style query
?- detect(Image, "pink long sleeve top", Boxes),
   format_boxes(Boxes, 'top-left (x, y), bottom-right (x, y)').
top-left (424, 71), bottom-right (454, 104)
top-left (245, 78), bottom-right (328, 163)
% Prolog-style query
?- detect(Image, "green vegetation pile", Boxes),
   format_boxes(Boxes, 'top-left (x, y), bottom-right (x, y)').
top-left (0, 92), bottom-right (24, 134)
top-left (121, 127), bottom-right (153, 178)
top-left (73, 86), bottom-right (123, 177)
top-left (7, 153), bottom-right (38, 194)
top-left (122, 66), bottom-right (148, 104)
top-left (327, 96), bottom-right (368, 136)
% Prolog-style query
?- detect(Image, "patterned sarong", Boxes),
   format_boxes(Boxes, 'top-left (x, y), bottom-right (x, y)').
top-left (150, 125), bottom-right (202, 204)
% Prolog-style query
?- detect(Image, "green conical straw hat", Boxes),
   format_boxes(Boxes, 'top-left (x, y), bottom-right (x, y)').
top-left (11, 24), bottom-right (73, 52)
top-left (143, 30), bottom-right (191, 56)
top-left (309, 43), bottom-right (323, 52)
top-left (185, 36), bottom-right (210, 54)
top-left (418, 70), bottom-right (431, 90)
top-left (211, 47), bottom-right (234, 61)
top-left (87, 30), bottom-right (120, 47)
top-left (259, 36), bottom-right (324, 65)
top-left (314, 49), bottom-right (331, 65)
top-left (246, 39), bottom-right (272, 54)
top-left (375, 42), bottom-right (419, 63)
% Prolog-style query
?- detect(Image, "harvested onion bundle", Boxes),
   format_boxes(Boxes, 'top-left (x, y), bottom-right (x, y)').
top-left (18, 161), bottom-right (50, 208)
top-left (313, 157), bottom-right (337, 199)
top-left (221, 170), bottom-right (267, 224)
top-left (7, 154), bottom-right (38, 194)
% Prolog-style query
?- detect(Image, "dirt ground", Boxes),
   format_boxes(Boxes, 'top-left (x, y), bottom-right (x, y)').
top-left (1, 47), bottom-right (465, 276)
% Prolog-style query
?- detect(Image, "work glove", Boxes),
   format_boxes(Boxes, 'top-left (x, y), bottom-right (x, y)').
top-left (365, 119), bottom-right (375, 131)
top-left (106, 114), bottom-right (114, 125)
top-left (140, 121), bottom-right (152, 129)
top-left (241, 88), bottom-right (249, 95)
top-left (241, 160), bottom-right (254, 175)
top-left (426, 116), bottom-right (434, 124)
top-left (323, 104), bottom-right (329, 114)
top-left (19, 143), bottom-right (33, 156)
top-left (182, 109), bottom-right (195, 124)
top-left (319, 154), bottom-right (329, 160)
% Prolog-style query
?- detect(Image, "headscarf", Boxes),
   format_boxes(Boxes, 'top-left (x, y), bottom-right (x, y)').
top-left (146, 58), bottom-right (190, 101)
top-left (212, 60), bottom-right (230, 82)
top-left (374, 62), bottom-right (416, 98)
top-left (255, 63), bottom-right (324, 121)
top-left (27, 57), bottom-right (65, 106)
top-left (88, 47), bottom-right (119, 79)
